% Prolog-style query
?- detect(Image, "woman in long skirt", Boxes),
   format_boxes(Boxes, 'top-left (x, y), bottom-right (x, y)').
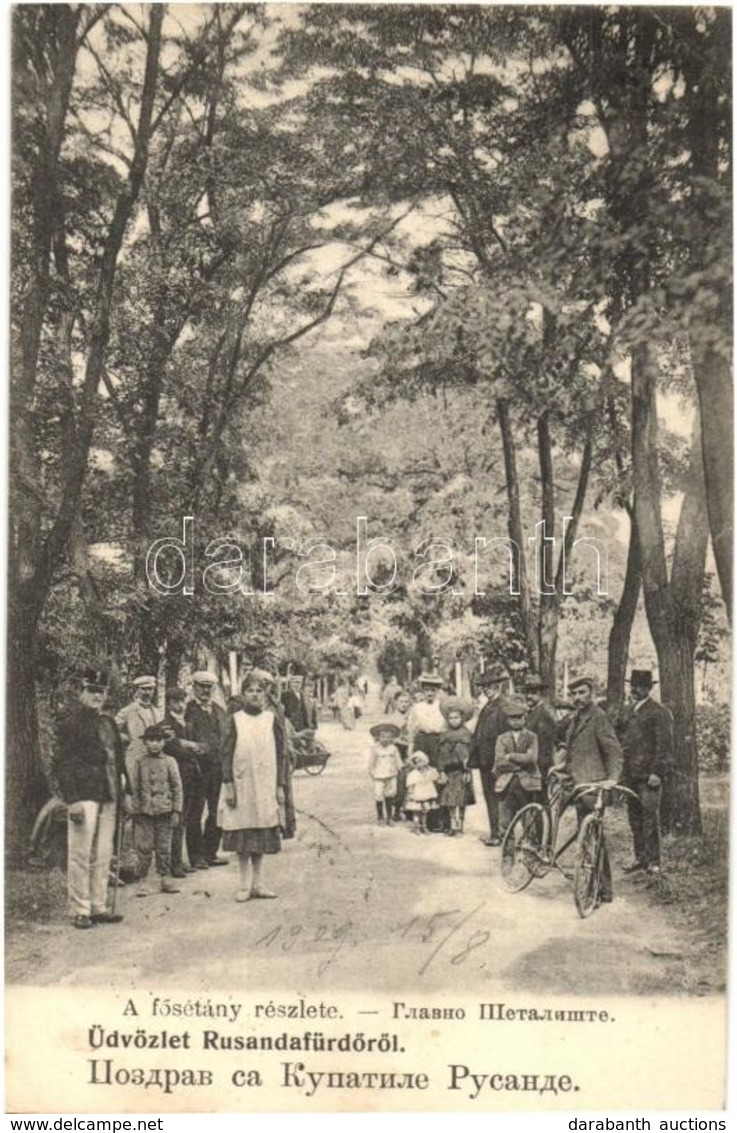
top-left (218, 673), bottom-right (294, 902)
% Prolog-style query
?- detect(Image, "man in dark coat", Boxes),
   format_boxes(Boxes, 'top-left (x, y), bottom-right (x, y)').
top-left (163, 686), bottom-right (205, 877)
top-left (54, 668), bottom-right (131, 929)
top-left (281, 674), bottom-right (318, 732)
top-left (553, 676), bottom-right (624, 902)
top-left (468, 665), bottom-right (509, 846)
top-left (618, 669), bottom-right (673, 875)
top-left (524, 676), bottom-right (557, 796)
top-left (185, 671), bottom-right (229, 869)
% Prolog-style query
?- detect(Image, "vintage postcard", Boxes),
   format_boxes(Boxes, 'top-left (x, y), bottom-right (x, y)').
top-left (6, 2), bottom-right (731, 1117)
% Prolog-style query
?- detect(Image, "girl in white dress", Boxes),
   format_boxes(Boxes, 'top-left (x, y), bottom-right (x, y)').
top-left (218, 673), bottom-right (293, 902)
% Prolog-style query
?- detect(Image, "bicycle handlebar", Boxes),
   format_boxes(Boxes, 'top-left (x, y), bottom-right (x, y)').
top-left (569, 782), bottom-right (639, 804)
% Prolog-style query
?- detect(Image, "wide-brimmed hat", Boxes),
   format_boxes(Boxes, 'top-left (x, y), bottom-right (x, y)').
top-left (626, 669), bottom-right (657, 688)
top-left (370, 720), bottom-right (401, 739)
top-left (477, 664), bottom-right (507, 686)
top-left (523, 675), bottom-right (548, 692)
top-left (569, 675), bottom-right (595, 692)
top-left (440, 696), bottom-right (475, 722)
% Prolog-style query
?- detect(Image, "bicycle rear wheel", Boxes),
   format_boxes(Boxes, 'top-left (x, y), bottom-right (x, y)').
top-left (574, 813), bottom-right (604, 918)
top-left (500, 804), bottom-right (550, 892)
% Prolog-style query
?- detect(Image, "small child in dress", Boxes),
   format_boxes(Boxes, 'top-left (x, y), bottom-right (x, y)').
top-left (493, 698), bottom-right (541, 833)
top-left (405, 750), bottom-right (441, 835)
top-left (132, 724), bottom-right (184, 897)
top-left (436, 697), bottom-right (476, 836)
top-left (367, 721), bottom-right (403, 825)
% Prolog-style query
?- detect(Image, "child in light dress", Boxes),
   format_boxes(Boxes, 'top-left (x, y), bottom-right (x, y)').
top-left (367, 721), bottom-right (403, 825)
top-left (404, 750), bottom-right (441, 835)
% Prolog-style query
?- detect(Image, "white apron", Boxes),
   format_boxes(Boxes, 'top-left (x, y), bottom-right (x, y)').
top-left (218, 710), bottom-right (279, 831)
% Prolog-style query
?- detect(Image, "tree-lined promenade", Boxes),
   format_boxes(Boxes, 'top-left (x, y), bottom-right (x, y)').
top-left (10, 5), bottom-right (731, 859)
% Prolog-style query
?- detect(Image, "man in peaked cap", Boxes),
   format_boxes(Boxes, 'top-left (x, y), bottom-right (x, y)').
top-left (468, 664), bottom-right (509, 846)
top-left (55, 668), bottom-right (132, 929)
top-left (185, 671), bottom-right (229, 868)
top-left (617, 670), bottom-right (673, 875)
top-left (115, 674), bottom-right (163, 779)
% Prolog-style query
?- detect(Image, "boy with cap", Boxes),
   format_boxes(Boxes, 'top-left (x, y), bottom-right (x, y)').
top-left (468, 665), bottom-right (509, 846)
top-left (492, 699), bottom-right (541, 834)
top-left (618, 670), bottom-right (673, 875)
top-left (55, 668), bottom-right (132, 929)
top-left (131, 724), bottom-right (184, 895)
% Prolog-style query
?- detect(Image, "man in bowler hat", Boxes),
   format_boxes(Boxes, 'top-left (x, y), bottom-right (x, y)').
top-left (618, 670), bottom-right (673, 875)
top-left (54, 668), bottom-right (131, 929)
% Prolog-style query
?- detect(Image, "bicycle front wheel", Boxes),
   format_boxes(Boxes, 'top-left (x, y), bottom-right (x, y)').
top-left (500, 804), bottom-right (550, 892)
top-left (574, 813), bottom-right (604, 918)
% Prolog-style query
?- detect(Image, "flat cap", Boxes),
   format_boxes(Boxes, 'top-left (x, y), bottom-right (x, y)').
top-left (191, 670), bottom-right (218, 686)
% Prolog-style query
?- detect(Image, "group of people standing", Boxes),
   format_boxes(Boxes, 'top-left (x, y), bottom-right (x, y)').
top-left (54, 666), bottom-right (297, 929)
top-left (370, 664), bottom-right (674, 900)
top-left (52, 654), bottom-right (673, 929)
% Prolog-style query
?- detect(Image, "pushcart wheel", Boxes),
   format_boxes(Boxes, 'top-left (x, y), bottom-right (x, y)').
top-left (304, 759), bottom-right (327, 776)
top-left (500, 804), bottom-right (550, 892)
top-left (573, 813), bottom-right (604, 918)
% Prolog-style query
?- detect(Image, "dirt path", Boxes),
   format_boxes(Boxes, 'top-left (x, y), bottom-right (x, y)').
top-left (6, 718), bottom-right (712, 997)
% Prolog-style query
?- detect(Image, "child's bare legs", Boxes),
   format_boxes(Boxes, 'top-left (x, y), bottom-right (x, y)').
top-left (250, 853), bottom-right (277, 899)
top-left (411, 813), bottom-right (422, 835)
top-left (449, 805), bottom-right (461, 834)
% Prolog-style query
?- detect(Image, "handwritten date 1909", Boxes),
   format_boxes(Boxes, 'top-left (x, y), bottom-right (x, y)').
top-left (252, 919), bottom-right (355, 976)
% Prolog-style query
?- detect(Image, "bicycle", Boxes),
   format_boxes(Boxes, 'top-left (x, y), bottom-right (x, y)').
top-left (500, 780), bottom-right (639, 918)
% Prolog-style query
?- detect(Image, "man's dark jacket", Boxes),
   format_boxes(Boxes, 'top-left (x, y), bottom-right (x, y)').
top-left (55, 705), bottom-right (128, 804)
top-left (468, 698), bottom-right (509, 771)
top-left (618, 697), bottom-right (673, 782)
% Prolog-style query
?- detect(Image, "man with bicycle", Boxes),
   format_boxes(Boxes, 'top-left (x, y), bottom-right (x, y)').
top-left (549, 676), bottom-right (624, 903)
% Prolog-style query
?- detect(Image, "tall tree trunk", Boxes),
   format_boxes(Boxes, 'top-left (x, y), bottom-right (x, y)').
top-left (7, 9), bottom-right (164, 845)
top-left (537, 410), bottom-right (557, 691)
top-left (496, 399), bottom-right (538, 670)
top-left (6, 604), bottom-right (48, 863)
top-left (631, 344), bottom-right (708, 835)
top-left (606, 511), bottom-right (642, 711)
top-left (682, 6), bottom-right (732, 621)
top-left (691, 345), bottom-right (732, 624)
